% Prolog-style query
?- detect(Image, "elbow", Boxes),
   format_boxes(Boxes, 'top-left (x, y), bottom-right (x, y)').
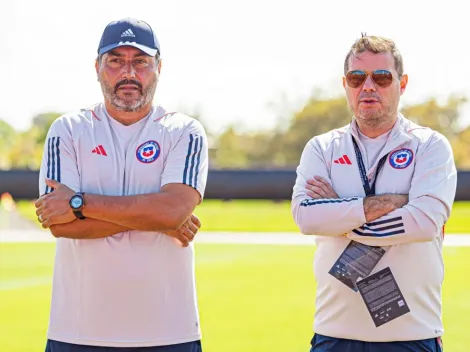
top-left (49, 225), bottom-right (63, 238)
top-left (415, 222), bottom-right (440, 242)
top-left (292, 206), bottom-right (322, 236)
top-left (297, 222), bottom-right (333, 236)
top-left (405, 206), bottom-right (443, 242)
top-left (297, 223), bottom-right (317, 236)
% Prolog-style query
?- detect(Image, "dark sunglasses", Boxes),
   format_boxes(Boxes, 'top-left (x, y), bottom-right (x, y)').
top-left (346, 69), bottom-right (394, 88)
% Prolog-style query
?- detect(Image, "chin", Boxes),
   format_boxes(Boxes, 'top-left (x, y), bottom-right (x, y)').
top-left (358, 110), bottom-right (382, 120)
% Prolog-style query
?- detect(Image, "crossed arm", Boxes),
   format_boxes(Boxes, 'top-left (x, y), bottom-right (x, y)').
top-left (35, 179), bottom-right (201, 247)
top-left (292, 135), bottom-right (457, 247)
top-left (307, 176), bottom-right (409, 223)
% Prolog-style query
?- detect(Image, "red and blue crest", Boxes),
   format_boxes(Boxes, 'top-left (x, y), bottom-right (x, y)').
top-left (136, 140), bottom-right (161, 163)
top-left (389, 148), bottom-right (414, 169)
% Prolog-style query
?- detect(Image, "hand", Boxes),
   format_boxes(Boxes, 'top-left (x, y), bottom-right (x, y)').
top-left (363, 194), bottom-right (409, 222)
top-left (306, 176), bottom-right (339, 199)
top-left (165, 214), bottom-right (202, 247)
top-left (388, 194), bottom-right (409, 209)
top-left (35, 179), bottom-right (76, 229)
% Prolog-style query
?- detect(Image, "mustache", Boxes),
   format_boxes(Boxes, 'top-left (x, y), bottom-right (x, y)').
top-left (114, 79), bottom-right (142, 92)
top-left (358, 93), bottom-right (381, 101)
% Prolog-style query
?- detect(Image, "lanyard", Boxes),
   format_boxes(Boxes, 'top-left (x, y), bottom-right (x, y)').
top-left (352, 137), bottom-right (388, 196)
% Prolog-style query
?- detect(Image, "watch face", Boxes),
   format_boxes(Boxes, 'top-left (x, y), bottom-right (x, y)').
top-left (70, 196), bottom-right (83, 209)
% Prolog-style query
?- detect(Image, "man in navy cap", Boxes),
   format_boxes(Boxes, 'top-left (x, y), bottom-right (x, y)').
top-left (36, 18), bottom-right (208, 352)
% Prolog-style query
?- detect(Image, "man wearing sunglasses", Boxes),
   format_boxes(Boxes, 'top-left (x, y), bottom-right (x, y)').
top-left (292, 34), bottom-right (456, 352)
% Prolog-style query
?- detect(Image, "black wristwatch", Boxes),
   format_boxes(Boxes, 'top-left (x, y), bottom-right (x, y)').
top-left (69, 192), bottom-right (86, 220)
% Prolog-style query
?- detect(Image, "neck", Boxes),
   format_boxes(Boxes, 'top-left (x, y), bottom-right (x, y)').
top-left (104, 101), bottom-right (153, 126)
top-left (356, 115), bottom-right (397, 139)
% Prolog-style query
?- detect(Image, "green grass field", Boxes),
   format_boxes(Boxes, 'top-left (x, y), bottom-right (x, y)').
top-left (1, 243), bottom-right (469, 351)
top-left (15, 200), bottom-right (470, 233)
top-left (5, 199), bottom-right (470, 351)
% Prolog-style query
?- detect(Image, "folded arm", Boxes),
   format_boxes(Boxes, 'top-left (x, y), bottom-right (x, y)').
top-left (81, 183), bottom-right (200, 231)
top-left (292, 140), bottom-right (369, 236)
top-left (50, 219), bottom-right (130, 239)
top-left (37, 116), bottom-right (208, 244)
top-left (347, 133), bottom-right (457, 246)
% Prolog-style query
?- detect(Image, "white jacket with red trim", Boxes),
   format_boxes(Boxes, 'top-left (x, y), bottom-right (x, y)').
top-left (292, 114), bottom-right (457, 341)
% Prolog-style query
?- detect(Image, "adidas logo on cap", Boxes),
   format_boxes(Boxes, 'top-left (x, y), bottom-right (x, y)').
top-left (121, 29), bottom-right (135, 38)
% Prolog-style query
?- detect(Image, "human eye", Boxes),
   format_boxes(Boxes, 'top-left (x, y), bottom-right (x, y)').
top-left (134, 59), bottom-right (149, 68)
top-left (107, 57), bottom-right (123, 67)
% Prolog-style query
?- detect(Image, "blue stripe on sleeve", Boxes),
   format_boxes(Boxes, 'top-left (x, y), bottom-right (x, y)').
top-left (56, 137), bottom-right (61, 183)
top-left (189, 137), bottom-right (200, 188)
top-left (300, 197), bottom-right (358, 206)
top-left (365, 216), bottom-right (403, 227)
top-left (183, 134), bottom-right (194, 184)
top-left (50, 137), bottom-right (56, 192)
top-left (194, 137), bottom-right (203, 189)
top-left (46, 138), bottom-right (51, 194)
top-left (353, 228), bottom-right (405, 237)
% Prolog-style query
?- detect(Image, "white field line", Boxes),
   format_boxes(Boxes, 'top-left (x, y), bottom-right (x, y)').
top-left (1, 230), bottom-right (470, 246)
top-left (0, 276), bottom-right (52, 291)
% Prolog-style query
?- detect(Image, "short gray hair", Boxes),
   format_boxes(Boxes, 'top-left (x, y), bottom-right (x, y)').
top-left (344, 33), bottom-right (404, 77)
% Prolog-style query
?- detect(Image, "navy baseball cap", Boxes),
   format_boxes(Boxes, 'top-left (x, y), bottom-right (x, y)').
top-left (97, 18), bottom-right (160, 57)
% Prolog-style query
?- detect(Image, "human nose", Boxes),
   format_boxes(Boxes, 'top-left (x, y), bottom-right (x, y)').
top-left (122, 61), bottom-right (136, 79)
top-left (362, 74), bottom-right (376, 92)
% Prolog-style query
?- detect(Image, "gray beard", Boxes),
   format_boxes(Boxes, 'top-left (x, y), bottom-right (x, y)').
top-left (349, 104), bottom-right (397, 129)
top-left (100, 75), bottom-right (157, 112)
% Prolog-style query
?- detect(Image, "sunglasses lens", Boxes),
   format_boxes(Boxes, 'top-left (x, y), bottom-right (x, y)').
top-left (372, 70), bottom-right (393, 88)
top-left (346, 71), bottom-right (367, 88)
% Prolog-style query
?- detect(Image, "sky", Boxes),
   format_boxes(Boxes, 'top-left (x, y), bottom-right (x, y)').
top-left (2, 0), bottom-right (469, 134)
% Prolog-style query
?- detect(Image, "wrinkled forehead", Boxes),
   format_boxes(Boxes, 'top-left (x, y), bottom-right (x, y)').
top-left (103, 46), bottom-right (151, 59)
top-left (348, 51), bottom-right (396, 73)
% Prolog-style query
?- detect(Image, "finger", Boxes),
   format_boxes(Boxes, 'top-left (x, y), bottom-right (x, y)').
top-left (35, 195), bottom-right (47, 208)
top-left (310, 178), bottom-right (335, 198)
top-left (190, 214), bottom-right (201, 228)
top-left (37, 208), bottom-right (54, 223)
top-left (308, 185), bottom-right (328, 198)
top-left (308, 177), bottom-right (328, 188)
top-left (177, 233), bottom-right (190, 247)
top-left (307, 178), bottom-right (329, 192)
top-left (313, 176), bottom-right (330, 184)
top-left (181, 226), bottom-right (195, 241)
top-left (307, 190), bottom-right (324, 199)
top-left (187, 221), bottom-right (199, 234)
top-left (45, 179), bottom-right (60, 189)
top-left (42, 219), bottom-right (50, 229)
top-left (35, 203), bottom-right (46, 216)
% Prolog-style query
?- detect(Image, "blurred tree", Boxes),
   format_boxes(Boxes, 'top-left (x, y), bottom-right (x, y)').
top-left (277, 95), bottom-right (351, 166)
top-left (31, 112), bottom-right (63, 145)
top-left (213, 126), bottom-right (251, 168)
top-left (0, 119), bottom-right (18, 169)
top-left (6, 112), bottom-right (62, 170)
top-left (211, 92), bottom-right (470, 169)
top-left (452, 126), bottom-right (470, 170)
top-left (9, 128), bottom-right (43, 170)
top-left (212, 93), bottom-right (351, 168)
top-left (401, 95), bottom-right (467, 140)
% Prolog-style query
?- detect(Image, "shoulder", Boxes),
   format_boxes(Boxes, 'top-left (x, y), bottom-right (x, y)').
top-left (305, 124), bottom-right (350, 152)
top-left (48, 105), bottom-right (99, 137)
top-left (400, 115), bottom-right (451, 151)
top-left (152, 106), bottom-right (207, 137)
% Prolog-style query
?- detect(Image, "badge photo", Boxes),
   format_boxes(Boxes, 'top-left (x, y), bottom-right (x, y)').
top-left (136, 140), bottom-right (161, 163)
top-left (389, 148), bottom-right (414, 169)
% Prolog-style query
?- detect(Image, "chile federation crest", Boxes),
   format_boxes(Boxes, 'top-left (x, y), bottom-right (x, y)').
top-left (136, 140), bottom-right (161, 163)
top-left (389, 148), bottom-right (414, 169)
